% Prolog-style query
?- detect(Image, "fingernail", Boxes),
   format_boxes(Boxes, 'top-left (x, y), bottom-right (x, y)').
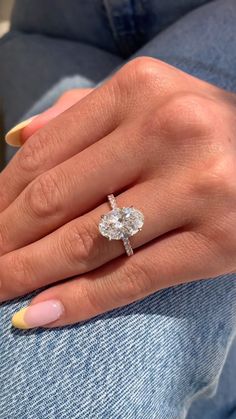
top-left (5, 117), bottom-right (35, 147)
top-left (11, 300), bottom-right (64, 329)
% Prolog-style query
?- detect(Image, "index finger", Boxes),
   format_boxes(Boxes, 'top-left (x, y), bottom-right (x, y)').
top-left (20, 88), bottom-right (94, 145)
top-left (0, 81), bottom-right (121, 212)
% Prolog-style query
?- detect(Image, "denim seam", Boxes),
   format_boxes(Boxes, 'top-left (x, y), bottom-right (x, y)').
top-left (103, 0), bottom-right (143, 57)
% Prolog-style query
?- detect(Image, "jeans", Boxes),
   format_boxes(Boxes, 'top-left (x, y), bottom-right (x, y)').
top-left (0, 1), bottom-right (236, 418)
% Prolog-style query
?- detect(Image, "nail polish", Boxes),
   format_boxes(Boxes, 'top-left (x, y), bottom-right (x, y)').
top-left (12, 300), bottom-right (64, 329)
top-left (5, 117), bottom-right (35, 147)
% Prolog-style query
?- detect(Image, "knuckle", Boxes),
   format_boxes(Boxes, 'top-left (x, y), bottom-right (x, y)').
top-left (4, 253), bottom-right (33, 295)
top-left (17, 126), bottom-right (61, 175)
top-left (62, 221), bottom-right (97, 269)
top-left (82, 282), bottom-right (106, 314)
top-left (118, 57), bottom-right (167, 94)
top-left (212, 156), bottom-right (236, 195)
top-left (18, 131), bottom-right (48, 174)
top-left (125, 262), bottom-right (154, 296)
top-left (197, 154), bottom-right (236, 199)
top-left (25, 171), bottom-right (62, 218)
top-left (160, 93), bottom-right (216, 140)
top-left (128, 57), bottom-right (160, 80)
top-left (113, 261), bottom-right (154, 303)
top-left (25, 171), bottom-right (62, 217)
top-left (60, 282), bottom-right (104, 318)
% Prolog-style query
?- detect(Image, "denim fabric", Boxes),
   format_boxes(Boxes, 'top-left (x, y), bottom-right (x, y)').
top-left (0, 1), bottom-right (236, 418)
top-left (103, 0), bottom-right (214, 57)
top-left (10, 0), bottom-right (213, 57)
top-left (1, 277), bottom-right (236, 419)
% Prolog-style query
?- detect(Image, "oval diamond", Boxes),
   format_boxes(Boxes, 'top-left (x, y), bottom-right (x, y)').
top-left (99, 207), bottom-right (144, 240)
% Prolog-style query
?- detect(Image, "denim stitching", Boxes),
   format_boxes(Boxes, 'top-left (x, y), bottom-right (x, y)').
top-left (103, 0), bottom-right (147, 57)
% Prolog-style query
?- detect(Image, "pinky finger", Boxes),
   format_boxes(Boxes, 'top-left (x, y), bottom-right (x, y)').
top-left (11, 229), bottom-right (222, 329)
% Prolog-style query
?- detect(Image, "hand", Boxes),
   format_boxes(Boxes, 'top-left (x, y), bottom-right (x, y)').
top-left (1, 57), bottom-right (236, 329)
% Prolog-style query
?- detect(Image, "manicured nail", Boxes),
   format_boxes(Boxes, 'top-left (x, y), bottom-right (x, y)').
top-left (11, 300), bottom-right (65, 329)
top-left (5, 117), bottom-right (35, 147)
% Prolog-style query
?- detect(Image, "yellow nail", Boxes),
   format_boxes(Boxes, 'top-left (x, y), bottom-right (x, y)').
top-left (5, 117), bottom-right (34, 147)
top-left (11, 307), bottom-right (29, 329)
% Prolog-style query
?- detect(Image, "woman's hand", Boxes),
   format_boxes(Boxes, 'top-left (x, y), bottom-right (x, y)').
top-left (1, 57), bottom-right (236, 329)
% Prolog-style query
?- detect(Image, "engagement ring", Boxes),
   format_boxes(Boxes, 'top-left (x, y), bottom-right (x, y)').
top-left (98, 194), bottom-right (144, 256)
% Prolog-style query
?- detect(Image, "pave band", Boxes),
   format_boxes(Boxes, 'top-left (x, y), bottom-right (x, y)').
top-left (108, 194), bottom-right (134, 256)
top-left (98, 194), bottom-right (144, 257)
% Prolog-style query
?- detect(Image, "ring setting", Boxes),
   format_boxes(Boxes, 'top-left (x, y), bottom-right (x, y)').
top-left (98, 194), bottom-right (144, 256)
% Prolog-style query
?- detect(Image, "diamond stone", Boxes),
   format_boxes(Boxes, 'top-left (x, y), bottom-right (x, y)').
top-left (99, 207), bottom-right (144, 240)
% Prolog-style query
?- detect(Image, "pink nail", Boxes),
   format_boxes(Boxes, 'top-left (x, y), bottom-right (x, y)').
top-left (23, 300), bottom-right (64, 328)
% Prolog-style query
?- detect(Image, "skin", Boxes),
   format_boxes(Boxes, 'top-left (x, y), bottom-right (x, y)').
top-left (1, 57), bottom-right (236, 327)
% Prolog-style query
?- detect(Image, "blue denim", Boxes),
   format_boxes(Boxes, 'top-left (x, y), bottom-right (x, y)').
top-left (0, 1), bottom-right (236, 418)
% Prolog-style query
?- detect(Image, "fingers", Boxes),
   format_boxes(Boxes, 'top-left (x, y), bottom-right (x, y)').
top-left (21, 89), bottom-right (94, 145)
top-left (11, 228), bottom-right (221, 329)
top-left (0, 179), bottom-right (192, 302)
top-left (0, 82), bottom-right (121, 212)
top-left (0, 125), bottom-right (143, 254)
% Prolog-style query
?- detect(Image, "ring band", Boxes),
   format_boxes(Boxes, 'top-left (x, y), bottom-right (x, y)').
top-left (108, 194), bottom-right (133, 256)
top-left (98, 194), bottom-right (144, 256)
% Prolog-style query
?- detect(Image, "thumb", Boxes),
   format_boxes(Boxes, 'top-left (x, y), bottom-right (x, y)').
top-left (5, 88), bottom-right (93, 147)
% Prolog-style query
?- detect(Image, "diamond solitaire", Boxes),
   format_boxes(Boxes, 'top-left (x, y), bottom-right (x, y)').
top-left (98, 194), bottom-right (144, 256)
